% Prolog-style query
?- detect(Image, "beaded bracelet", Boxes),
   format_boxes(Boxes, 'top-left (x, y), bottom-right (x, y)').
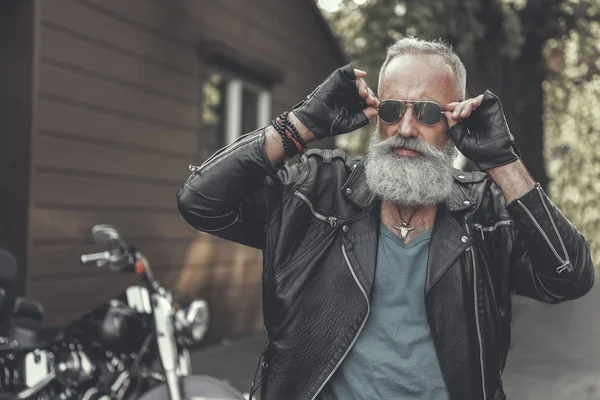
top-left (272, 115), bottom-right (296, 158)
top-left (286, 118), bottom-right (307, 150)
top-left (274, 112), bottom-right (306, 157)
top-left (280, 119), bottom-right (303, 156)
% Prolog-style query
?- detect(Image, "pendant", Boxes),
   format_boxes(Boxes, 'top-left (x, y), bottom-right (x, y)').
top-left (392, 222), bottom-right (415, 242)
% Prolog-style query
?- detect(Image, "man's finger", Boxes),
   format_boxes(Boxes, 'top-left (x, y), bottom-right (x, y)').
top-left (366, 95), bottom-right (377, 107)
top-left (366, 88), bottom-right (379, 107)
top-left (354, 69), bottom-right (367, 79)
top-left (443, 102), bottom-right (460, 111)
top-left (459, 99), bottom-right (475, 118)
top-left (444, 111), bottom-right (459, 129)
top-left (363, 106), bottom-right (378, 120)
top-left (355, 78), bottom-right (368, 96)
top-left (463, 95), bottom-right (484, 115)
top-left (452, 101), bottom-right (468, 119)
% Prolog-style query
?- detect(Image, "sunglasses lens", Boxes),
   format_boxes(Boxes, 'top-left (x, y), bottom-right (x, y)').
top-left (413, 102), bottom-right (442, 126)
top-left (379, 101), bottom-right (405, 123)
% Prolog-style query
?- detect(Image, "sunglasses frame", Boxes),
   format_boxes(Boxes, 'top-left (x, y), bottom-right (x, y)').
top-left (377, 100), bottom-right (445, 127)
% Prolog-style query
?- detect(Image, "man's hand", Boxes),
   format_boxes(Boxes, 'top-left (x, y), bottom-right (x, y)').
top-left (292, 64), bottom-right (379, 139)
top-left (443, 90), bottom-right (520, 171)
top-left (444, 94), bottom-right (484, 127)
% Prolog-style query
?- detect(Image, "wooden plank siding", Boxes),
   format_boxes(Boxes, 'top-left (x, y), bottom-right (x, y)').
top-left (27, 0), bottom-right (344, 340)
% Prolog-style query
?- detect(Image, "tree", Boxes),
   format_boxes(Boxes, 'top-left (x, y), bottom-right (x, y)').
top-left (324, 0), bottom-right (600, 190)
top-left (544, 37), bottom-right (600, 269)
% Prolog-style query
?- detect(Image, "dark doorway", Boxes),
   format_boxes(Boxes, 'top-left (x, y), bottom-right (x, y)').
top-left (0, 0), bottom-right (38, 296)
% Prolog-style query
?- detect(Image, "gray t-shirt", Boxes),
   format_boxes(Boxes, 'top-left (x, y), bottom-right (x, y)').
top-left (319, 222), bottom-right (449, 400)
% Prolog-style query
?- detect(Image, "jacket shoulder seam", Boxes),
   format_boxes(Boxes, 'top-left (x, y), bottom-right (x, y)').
top-left (305, 148), bottom-right (347, 163)
top-left (305, 148), bottom-right (358, 172)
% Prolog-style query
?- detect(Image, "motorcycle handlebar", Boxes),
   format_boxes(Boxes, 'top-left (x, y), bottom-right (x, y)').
top-left (80, 251), bottom-right (112, 266)
top-left (79, 249), bottom-right (158, 290)
top-left (79, 226), bottom-right (162, 291)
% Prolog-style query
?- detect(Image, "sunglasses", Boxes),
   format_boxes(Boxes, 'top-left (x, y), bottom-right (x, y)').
top-left (377, 100), bottom-right (444, 126)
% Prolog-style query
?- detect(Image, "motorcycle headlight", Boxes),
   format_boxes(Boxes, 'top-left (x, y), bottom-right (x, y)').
top-left (175, 300), bottom-right (209, 345)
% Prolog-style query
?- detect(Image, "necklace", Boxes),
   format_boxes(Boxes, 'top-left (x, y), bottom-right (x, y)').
top-left (391, 206), bottom-right (421, 242)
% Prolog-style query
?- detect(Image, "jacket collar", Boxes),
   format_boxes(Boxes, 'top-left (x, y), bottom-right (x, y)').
top-left (341, 154), bottom-right (479, 296)
top-left (340, 153), bottom-right (480, 212)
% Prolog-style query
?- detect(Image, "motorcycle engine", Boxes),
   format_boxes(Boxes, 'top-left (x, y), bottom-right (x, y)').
top-left (53, 341), bottom-right (95, 387)
top-left (0, 339), bottom-right (99, 400)
top-left (0, 348), bottom-right (55, 399)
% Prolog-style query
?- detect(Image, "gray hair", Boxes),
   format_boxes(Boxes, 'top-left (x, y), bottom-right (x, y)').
top-left (377, 37), bottom-right (467, 101)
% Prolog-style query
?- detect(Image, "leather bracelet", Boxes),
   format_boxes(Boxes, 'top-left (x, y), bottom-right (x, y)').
top-left (286, 127), bottom-right (303, 155)
top-left (286, 118), bottom-right (307, 150)
top-left (279, 113), bottom-right (304, 156)
top-left (278, 112), bottom-right (297, 157)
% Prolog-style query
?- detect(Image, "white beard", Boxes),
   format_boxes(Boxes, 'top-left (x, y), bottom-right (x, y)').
top-left (364, 129), bottom-right (457, 206)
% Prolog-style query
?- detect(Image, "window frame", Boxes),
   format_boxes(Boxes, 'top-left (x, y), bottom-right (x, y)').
top-left (224, 78), bottom-right (271, 145)
top-left (203, 71), bottom-right (271, 147)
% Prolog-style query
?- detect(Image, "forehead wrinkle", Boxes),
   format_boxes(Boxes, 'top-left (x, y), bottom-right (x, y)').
top-left (379, 55), bottom-right (458, 105)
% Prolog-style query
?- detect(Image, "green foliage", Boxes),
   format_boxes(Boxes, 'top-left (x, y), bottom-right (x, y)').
top-left (323, 0), bottom-right (600, 269)
top-left (545, 35), bottom-right (600, 268)
top-left (326, 0), bottom-right (599, 88)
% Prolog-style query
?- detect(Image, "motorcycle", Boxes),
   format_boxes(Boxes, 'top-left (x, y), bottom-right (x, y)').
top-left (0, 247), bottom-right (65, 400)
top-left (0, 226), bottom-right (247, 400)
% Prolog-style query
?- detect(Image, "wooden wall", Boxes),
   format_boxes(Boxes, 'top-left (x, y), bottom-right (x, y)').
top-left (26, 0), bottom-right (342, 341)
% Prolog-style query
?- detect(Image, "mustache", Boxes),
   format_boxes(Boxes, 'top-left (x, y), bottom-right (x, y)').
top-left (371, 135), bottom-right (451, 159)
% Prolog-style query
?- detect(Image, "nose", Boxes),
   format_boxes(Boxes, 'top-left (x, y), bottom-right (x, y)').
top-left (396, 107), bottom-right (419, 138)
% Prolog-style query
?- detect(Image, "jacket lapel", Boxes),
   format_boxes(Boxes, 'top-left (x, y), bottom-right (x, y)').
top-left (341, 155), bottom-right (483, 399)
top-left (339, 205), bottom-right (380, 298)
top-left (425, 175), bottom-right (478, 292)
top-left (425, 205), bottom-right (472, 293)
top-left (341, 155), bottom-right (477, 295)
top-left (338, 158), bottom-right (379, 296)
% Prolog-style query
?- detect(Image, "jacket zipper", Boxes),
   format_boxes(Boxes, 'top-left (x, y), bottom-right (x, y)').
top-left (516, 190), bottom-right (573, 273)
top-left (474, 222), bottom-right (511, 377)
top-left (273, 227), bottom-right (338, 284)
top-left (185, 164), bottom-right (201, 185)
top-left (466, 222), bottom-right (488, 400)
top-left (293, 191), bottom-right (338, 227)
top-left (190, 130), bottom-right (262, 177)
top-left (473, 220), bottom-right (513, 240)
top-left (536, 185), bottom-right (573, 273)
top-left (273, 192), bottom-right (339, 283)
top-left (310, 244), bottom-right (370, 400)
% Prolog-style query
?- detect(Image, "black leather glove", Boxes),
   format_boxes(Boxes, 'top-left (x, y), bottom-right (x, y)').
top-left (447, 89), bottom-right (520, 170)
top-left (292, 63), bottom-right (370, 139)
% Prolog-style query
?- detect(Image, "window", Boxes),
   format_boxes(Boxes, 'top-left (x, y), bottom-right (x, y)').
top-left (203, 73), bottom-right (271, 149)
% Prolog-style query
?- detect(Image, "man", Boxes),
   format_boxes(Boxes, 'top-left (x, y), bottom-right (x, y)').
top-left (177, 38), bottom-right (594, 400)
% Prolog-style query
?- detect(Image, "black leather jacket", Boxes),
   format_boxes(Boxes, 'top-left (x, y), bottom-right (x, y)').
top-left (177, 128), bottom-right (594, 400)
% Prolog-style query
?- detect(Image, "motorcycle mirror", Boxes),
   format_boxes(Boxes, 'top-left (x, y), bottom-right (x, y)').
top-left (91, 224), bottom-right (122, 245)
top-left (186, 299), bottom-right (209, 327)
top-left (180, 299), bottom-right (210, 343)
